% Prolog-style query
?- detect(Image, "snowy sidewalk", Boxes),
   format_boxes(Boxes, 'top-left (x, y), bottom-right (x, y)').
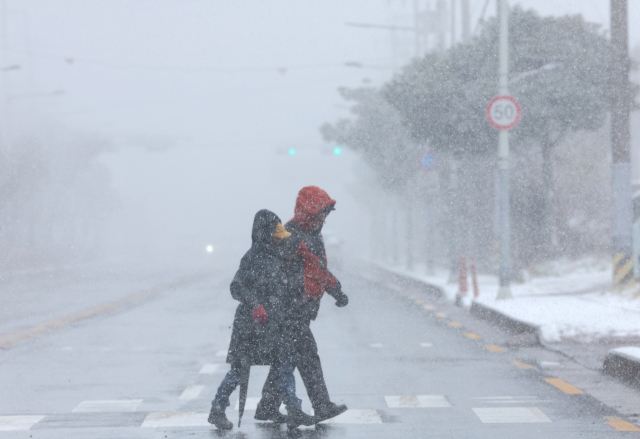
top-left (373, 258), bottom-right (640, 345)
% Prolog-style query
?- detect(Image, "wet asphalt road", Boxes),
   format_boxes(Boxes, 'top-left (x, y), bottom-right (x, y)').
top-left (0, 267), bottom-right (636, 438)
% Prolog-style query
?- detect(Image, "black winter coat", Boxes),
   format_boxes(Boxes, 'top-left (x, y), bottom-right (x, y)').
top-left (226, 209), bottom-right (300, 366)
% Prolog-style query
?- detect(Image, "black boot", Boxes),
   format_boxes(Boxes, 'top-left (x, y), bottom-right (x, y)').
top-left (313, 402), bottom-right (347, 423)
top-left (254, 404), bottom-right (287, 424)
top-left (208, 407), bottom-right (233, 430)
top-left (286, 407), bottom-right (315, 429)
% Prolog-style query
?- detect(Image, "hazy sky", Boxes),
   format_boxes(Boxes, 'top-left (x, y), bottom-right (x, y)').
top-left (0, 0), bottom-right (636, 264)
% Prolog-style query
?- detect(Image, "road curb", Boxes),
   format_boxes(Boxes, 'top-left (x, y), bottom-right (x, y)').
top-left (469, 301), bottom-right (539, 336)
top-left (603, 348), bottom-right (640, 385)
top-left (370, 263), bottom-right (539, 335)
top-left (368, 263), bottom-right (444, 299)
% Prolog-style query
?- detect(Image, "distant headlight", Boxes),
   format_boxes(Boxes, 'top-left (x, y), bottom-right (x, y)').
top-left (206, 245), bottom-right (214, 253)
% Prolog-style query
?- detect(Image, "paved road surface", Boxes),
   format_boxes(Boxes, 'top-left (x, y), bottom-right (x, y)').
top-left (0, 267), bottom-right (638, 438)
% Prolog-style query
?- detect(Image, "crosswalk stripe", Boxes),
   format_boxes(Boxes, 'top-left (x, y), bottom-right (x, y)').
top-left (199, 363), bottom-right (221, 374)
top-left (142, 412), bottom-right (210, 428)
top-left (319, 409), bottom-right (382, 424)
top-left (72, 400), bottom-right (143, 413)
top-left (385, 395), bottom-right (451, 408)
top-left (420, 342), bottom-right (433, 347)
top-left (234, 397), bottom-right (261, 411)
top-left (473, 407), bottom-right (551, 423)
top-left (0, 416), bottom-right (45, 431)
top-left (179, 385), bottom-right (205, 400)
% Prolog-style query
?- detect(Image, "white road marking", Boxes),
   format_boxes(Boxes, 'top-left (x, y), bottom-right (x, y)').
top-left (60, 346), bottom-right (73, 351)
top-left (370, 343), bottom-right (383, 348)
top-left (72, 400), bottom-right (143, 413)
top-left (385, 395), bottom-right (451, 408)
top-left (141, 412), bottom-right (210, 428)
top-left (215, 350), bottom-right (228, 357)
top-left (179, 385), bottom-right (205, 400)
top-left (472, 407), bottom-right (552, 423)
top-left (234, 397), bottom-right (260, 411)
top-left (540, 361), bottom-right (561, 368)
top-left (420, 343), bottom-right (433, 347)
top-left (319, 409), bottom-right (382, 424)
top-left (473, 396), bottom-right (552, 404)
top-left (199, 363), bottom-right (221, 374)
top-left (0, 416), bottom-right (45, 431)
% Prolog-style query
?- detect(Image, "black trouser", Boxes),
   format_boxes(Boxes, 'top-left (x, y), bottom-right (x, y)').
top-left (257, 322), bottom-right (331, 413)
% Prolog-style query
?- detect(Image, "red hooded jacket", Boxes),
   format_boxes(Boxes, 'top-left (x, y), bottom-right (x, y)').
top-left (286, 186), bottom-right (339, 309)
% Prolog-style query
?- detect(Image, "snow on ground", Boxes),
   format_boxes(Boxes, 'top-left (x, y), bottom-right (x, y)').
top-left (377, 256), bottom-right (640, 344)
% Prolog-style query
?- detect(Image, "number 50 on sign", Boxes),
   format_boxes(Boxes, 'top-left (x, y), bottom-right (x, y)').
top-left (486, 95), bottom-right (521, 130)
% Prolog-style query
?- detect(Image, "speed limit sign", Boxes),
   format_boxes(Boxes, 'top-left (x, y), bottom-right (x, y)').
top-left (487, 95), bottom-right (521, 130)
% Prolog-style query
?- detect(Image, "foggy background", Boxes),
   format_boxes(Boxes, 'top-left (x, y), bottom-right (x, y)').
top-left (1, 0), bottom-right (639, 275)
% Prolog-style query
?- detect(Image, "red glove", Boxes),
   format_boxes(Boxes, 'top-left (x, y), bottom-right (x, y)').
top-left (253, 304), bottom-right (267, 324)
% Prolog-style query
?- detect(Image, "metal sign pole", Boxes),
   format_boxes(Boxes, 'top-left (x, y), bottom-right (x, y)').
top-left (610, 0), bottom-right (633, 287)
top-left (496, 0), bottom-right (513, 299)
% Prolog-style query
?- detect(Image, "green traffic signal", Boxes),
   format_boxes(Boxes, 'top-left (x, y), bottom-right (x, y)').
top-left (333, 147), bottom-right (342, 155)
top-left (288, 148), bottom-right (296, 156)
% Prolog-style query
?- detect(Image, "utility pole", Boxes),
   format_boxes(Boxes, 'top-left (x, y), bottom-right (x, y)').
top-left (610, 0), bottom-right (633, 286)
top-left (496, 0), bottom-right (512, 299)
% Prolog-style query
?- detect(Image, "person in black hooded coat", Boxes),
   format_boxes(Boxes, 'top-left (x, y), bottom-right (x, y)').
top-left (207, 209), bottom-right (314, 430)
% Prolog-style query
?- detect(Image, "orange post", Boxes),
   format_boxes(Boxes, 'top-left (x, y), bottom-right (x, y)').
top-left (470, 256), bottom-right (479, 298)
top-left (458, 255), bottom-right (468, 296)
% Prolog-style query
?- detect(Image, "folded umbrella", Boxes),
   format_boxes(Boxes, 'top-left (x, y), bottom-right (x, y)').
top-left (237, 356), bottom-right (251, 427)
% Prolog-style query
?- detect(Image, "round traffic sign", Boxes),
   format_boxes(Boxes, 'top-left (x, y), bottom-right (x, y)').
top-left (486, 95), bottom-right (521, 130)
top-left (418, 151), bottom-right (437, 171)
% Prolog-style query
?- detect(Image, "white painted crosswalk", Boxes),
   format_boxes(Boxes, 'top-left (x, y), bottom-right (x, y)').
top-left (0, 416), bottom-right (45, 431)
top-left (319, 409), bottom-right (382, 424)
top-left (142, 412), bottom-right (210, 428)
top-left (472, 407), bottom-right (552, 423)
top-left (179, 385), bottom-right (205, 400)
top-left (385, 395), bottom-right (451, 408)
top-left (199, 363), bottom-right (221, 374)
top-left (0, 394), bottom-right (562, 430)
top-left (72, 399), bottom-right (143, 413)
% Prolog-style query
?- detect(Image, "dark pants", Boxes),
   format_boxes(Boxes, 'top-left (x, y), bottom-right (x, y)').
top-left (212, 361), bottom-right (301, 412)
top-left (258, 323), bottom-right (331, 413)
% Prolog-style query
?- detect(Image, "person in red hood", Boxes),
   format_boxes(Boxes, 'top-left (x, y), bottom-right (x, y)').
top-left (255, 186), bottom-right (349, 424)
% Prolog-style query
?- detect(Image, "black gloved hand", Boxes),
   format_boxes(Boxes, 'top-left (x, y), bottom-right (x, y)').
top-left (334, 291), bottom-right (349, 307)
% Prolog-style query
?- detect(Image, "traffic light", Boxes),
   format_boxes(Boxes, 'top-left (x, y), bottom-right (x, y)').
top-left (288, 148), bottom-right (296, 156)
top-left (333, 146), bottom-right (342, 155)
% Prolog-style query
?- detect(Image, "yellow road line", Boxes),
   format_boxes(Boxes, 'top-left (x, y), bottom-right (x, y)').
top-left (543, 378), bottom-right (585, 395)
top-left (448, 321), bottom-right (462, 328)
top-left (613, 253), bottom-right (625, 267)
top-left (435, 312), bottom-right (447, 318)
top-left (464, 332), bottom-right (481, 340)
top-left (605, 416), bottom-right (640, 431)
top-left (484, 345), bottom-right (504, 353)
top-left (0, 272), bottom-right (209, 350)
top-left (415, 299), bottom-right (424, 305)
top-left (614, 259), bottom-right (634, 284)
top-left (422, 305), bottom-right (434, 311)
top-left (511, 360), bottom-right (535, 369)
